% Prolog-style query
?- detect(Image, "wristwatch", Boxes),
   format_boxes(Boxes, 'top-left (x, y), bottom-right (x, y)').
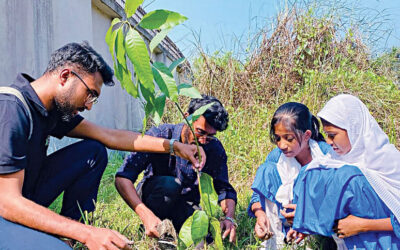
top-left (169, 139), bottom-right (176, 156)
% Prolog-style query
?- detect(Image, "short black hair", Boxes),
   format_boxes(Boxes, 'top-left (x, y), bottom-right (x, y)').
top-left (187, 94), bottom-right (229, 131)
top-left (270, 102), bottom-right (325, 144)
top-left (45, 41), bottom-right (114, 86)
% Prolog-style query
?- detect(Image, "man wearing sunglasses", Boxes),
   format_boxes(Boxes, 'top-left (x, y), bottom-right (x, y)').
top-left (0, 42), bottom-right (205, 250)
top-left (115, 95), bottom-right (237, 244)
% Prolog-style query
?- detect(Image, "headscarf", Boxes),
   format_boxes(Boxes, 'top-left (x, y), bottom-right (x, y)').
top-left (316, 94), bottom-right (400, 221)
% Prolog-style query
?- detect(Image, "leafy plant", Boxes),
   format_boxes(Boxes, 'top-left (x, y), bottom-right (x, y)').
top-left (178, 173), bottom-right (224, 249)
top-left (105, 0), bottom-right (195, 129)
top-left (105, 0), bottom-right (225, 248)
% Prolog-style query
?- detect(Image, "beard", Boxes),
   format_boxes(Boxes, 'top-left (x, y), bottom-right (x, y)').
top-left (54, 88), bottom-right (78, 122)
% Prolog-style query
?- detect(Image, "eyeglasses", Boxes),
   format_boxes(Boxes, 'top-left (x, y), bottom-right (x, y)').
top-left (71, 71), bottom-right (99, 104)
top-left (194, 129), bottom-right (217, 142)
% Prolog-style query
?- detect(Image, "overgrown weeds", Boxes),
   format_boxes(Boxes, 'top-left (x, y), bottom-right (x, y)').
top-left (190, 7), bottom-right (400, 146)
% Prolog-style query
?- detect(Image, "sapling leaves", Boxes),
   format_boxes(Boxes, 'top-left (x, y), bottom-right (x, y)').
top-left (125, 27), bottom-right (154, 95)
top-left (152, 62), bottom-right (178, 102)
top-left (191, 210), bottom-right (209, 245)
top-left (105, 18), bottom-right (121, 62)
top-left (150, 28), bottom-right (172, 52)
top-left (210, 217), bottom-right (224, 250)
top-left (153, 61), bottom-right (173, 77)
top-left (139, 10), bottom-right (187, 30)
top-left (186, 102), bottom-right (215, 125)
top-left (169, 57), bottom-right (186, 73)
top-left (154, 94), bottom-right (166, 126)
top-left (199, 173), bottom-right (221, 217)
top-left (124, 0), bottom-right (144, 19)
top-left (116, 28), bottom-right (127, 68)
top-left (116, 61), bottom-right (138, 98)
top-left (178, 212), bottom-right (194, 248)
top-left (178, 83), bottom-right (202, 99)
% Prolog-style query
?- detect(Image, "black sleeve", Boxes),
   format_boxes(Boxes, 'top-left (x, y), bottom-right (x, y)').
top-left (0, 98), bottom-right (30, 174)
top-left (50, 115), bottom-right (84, 139)
top-left (115, 151), bottom-right (151, 183)
top-left (203, 140), bottom-right (237, 203)
top-left (115, 126), bottom-right (162, 183)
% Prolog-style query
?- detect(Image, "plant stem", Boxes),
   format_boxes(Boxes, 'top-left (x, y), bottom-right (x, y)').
top-left (174, 102), bottom-right (202, 165)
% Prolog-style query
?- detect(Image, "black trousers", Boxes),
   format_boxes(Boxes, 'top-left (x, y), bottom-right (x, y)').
top-left (0, 139), bottom-right (108, 249)
top-left (142, 176), bottom-right (196, 231)
top-left (32, 139), bottom-right (108, 220)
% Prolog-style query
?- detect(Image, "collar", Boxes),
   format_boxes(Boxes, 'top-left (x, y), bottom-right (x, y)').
top-left (172, 123), bottom-right (185, 141)
top-left (12, 73), bottom-right (49, 117)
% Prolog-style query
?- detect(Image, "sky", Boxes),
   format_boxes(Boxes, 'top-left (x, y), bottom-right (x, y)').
top-left (143, 0), bottom-right (400, 58)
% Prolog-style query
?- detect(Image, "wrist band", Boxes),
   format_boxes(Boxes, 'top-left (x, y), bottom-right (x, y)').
top-left (169, 139), bottom-right (176, 156)
top-left (222, 216), bottom-right (238, 228)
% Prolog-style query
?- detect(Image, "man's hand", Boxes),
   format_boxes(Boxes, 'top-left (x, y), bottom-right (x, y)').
top-left (142, 212), bottom-right (162, 238)
top-left (220, 218), bottom-right (236, 243)
top-left (254, 212), bottom-right (273, 240)
top-left (286, 228), bottom-right (307, 244)
top-left (280, 204), bottom-right (296, 225)
top-left (174, 142), bottom-right (206, 170)
top-left (84, 226), bottom-right (133, 250)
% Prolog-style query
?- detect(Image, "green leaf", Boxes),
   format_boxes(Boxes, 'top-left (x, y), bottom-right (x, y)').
top-left (124, 0), bottom-right (144, 18)
top-left (153, 62), bottom-right (173, 77)
top-left (152, 63), bottom-right (178, 102)
top-left (139, 82), bottom-right (155, 106)
top-left (142, 100), bottom-right (155, 135)
top-left (116, 61), bottom-right (138, 98)
top-left (139, 10), bottom-right (188, 30)
top-left (153, 94), bottom-right (166, 126)
top-left (179, 213), bottom-right (194, 248)
top-left (115, 28), bottom-right (127, 68)
top-left (210, 217), bottom-right (224, 250)
top-left (149, 28), bottom-right (171, 52)
top-left (152, 67), bottom-right (169, 98)
top-left (105, 18), bottom-right (121, 62)
top-left (191, 210), bottom-right (209, 245)
top-left (125, 27), bottom-right (154, 94)
top-left (186, 102), bottom-right (215, 124)
top-left (199, 173), bottom-right (220, 217)
top-left (169, 57), bottom-right (186, 72)
top-left (178, 84), bottom-right (202, 99)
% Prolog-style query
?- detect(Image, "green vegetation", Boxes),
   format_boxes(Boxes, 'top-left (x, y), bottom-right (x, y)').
top-left (52, 2), bottom-right (400, 249)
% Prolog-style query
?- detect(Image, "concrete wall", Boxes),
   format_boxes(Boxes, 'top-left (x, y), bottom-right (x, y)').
top-left (0, 0), bottom-right (186, 152)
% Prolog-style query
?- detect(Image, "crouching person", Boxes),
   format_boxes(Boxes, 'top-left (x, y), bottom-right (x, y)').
top-left (115, 95), bottom-right (237, 243)
top-left (0, 42), bottom-right (204, 250)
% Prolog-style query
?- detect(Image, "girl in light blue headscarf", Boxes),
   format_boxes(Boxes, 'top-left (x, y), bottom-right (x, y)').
top-left (247, 102), bottom-right (334, 249)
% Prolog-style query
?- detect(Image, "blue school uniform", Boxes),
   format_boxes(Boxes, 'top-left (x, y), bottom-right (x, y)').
top-left (248, 141), bottom-right (332, 233)
top-left (292, 165), bottom-right (400, 250)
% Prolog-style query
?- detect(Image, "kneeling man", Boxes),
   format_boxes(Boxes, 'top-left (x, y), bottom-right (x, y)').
top-left (115, 95), bottom-right (237, 242)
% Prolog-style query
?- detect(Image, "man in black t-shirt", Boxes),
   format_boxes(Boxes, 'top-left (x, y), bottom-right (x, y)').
top-left (0, 42), bottom-right (204, 249)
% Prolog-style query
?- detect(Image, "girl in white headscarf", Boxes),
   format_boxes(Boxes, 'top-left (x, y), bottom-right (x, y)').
top-left (292, 94), bottom-right (400, 249)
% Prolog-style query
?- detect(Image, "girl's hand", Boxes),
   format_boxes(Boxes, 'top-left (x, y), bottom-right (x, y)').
top-left (286, 228), bottom-right (308, 244)
top-left (254, 212), bottom-right (273, 240)
top-left (280, 204), bottom-right (297, 225)
top-left (333, 215), bottom-right (366, 238)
